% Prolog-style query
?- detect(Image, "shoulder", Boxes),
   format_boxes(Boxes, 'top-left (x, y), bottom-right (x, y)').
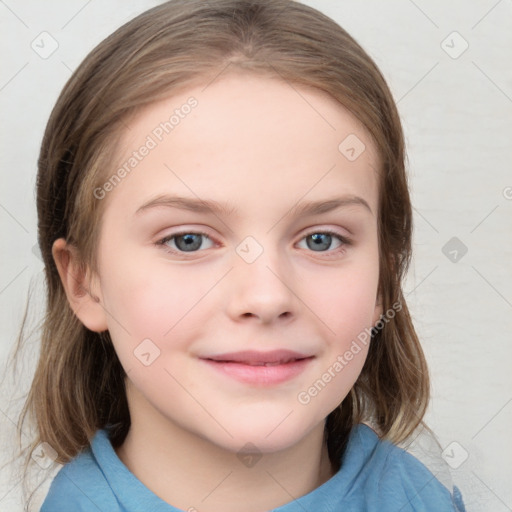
top-left (40, 430), bottom-right (121, 512)
top-left (345, 424), bottom-right (466, 511)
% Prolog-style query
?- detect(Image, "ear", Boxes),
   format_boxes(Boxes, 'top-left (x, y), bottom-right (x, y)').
top-left (52, 238), bottom-right (108, 332)
top-left (372, 291), bottom-right (384, 327)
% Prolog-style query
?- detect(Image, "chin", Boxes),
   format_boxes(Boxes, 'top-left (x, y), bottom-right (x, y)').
top-left (211, 413), bottom-right (323, 455)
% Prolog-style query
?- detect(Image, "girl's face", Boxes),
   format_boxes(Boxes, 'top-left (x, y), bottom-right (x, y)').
top-left (91, 73), bottom-right (382, 454)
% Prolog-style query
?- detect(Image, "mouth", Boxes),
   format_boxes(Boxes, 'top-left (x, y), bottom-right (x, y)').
top-left (199, 350), bottom-right (315, 385)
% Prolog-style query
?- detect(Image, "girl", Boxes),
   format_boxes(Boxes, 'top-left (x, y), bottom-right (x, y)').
top-left (15, 0), bottom-right (466, 510)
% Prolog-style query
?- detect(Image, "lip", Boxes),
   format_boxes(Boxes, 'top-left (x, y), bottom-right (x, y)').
top-left (199, 350), bottom-right (315, 386)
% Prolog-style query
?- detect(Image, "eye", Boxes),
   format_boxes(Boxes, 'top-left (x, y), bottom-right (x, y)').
top-left (157, 231), bottom-right (215, 253)
top-left (156, 229), bottom-right (351, 256)
top-left (296, 230), bottom-right (351, 254)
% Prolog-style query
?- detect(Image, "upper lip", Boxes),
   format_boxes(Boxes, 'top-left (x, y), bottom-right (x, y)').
top-left (201, 350), bottom-right (314, 365)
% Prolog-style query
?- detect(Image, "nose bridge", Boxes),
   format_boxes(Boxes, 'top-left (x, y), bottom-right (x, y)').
top-left (227, 233), bottom-right (297, 322)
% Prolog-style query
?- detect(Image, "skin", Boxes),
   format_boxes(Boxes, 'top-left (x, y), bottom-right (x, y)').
top-left (54, 72), bottom-right (383, 512)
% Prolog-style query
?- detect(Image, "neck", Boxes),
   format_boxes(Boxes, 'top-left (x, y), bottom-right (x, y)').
top-left (115, 383), bottom-right (335, 512)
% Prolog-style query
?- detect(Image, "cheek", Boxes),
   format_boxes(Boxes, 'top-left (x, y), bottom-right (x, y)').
top-left (98, 258), bottom-right (215, 356)
top-left (306, 257), bottom-right (380, 340)
top-left (297, 267), bottom-right (377, 412)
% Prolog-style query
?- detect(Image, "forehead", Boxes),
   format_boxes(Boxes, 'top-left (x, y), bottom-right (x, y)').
top-left (104, 72), bottom-right (380, 219)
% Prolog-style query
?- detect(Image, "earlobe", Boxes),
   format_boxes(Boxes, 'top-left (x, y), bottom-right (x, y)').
top-left (52, 238), bottom-right (108, 332)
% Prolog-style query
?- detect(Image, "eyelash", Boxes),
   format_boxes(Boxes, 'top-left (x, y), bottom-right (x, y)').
top-left (156, 229), bottom-right (352, 258)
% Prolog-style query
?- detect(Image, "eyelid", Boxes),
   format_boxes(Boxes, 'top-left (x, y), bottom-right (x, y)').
top-left (299, 227), bottom-right (352, 242)
top-left (156, 228), bottom-right (215, 247)
top-left (155, 226), bottom-right (351, 243)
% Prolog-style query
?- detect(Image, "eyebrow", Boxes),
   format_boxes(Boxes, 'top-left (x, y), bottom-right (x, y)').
top-left (135, 194), bottom-right (373, 218)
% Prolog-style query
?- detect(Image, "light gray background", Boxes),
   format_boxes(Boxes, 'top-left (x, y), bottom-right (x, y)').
top-left (1, 1), bottom-right (511, 510)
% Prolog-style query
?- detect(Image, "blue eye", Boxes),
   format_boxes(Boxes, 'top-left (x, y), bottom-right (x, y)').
top-left (297, 231), bottom-right (350, 253)
top-left (157, 229), bottom-right (351, 256)
top-left (159, 231), bottom-right (214, 252)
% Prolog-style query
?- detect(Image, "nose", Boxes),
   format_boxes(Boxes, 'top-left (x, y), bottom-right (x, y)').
top-left (225, 241), bottom-right (298, 325)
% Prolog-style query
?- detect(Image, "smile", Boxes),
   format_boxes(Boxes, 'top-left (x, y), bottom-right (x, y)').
top-left (200, 350), bottom-right (315, 386)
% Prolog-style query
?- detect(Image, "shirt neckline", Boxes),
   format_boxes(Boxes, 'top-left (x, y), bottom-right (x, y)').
top-left (90, 423), bottom-right (378, 511)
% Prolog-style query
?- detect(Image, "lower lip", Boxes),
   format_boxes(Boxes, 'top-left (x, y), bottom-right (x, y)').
top-left (201, 357), bottom-right (314, 386)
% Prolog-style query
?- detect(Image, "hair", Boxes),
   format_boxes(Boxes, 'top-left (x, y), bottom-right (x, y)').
top-left (14, 0), bottom-right (429, 501)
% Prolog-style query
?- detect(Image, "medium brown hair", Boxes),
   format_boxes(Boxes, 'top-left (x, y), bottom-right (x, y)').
top-left (15, 0), bottom-right (429, 498)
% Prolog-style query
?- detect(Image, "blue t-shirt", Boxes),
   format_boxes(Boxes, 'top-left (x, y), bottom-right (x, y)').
top-left (40, 424), bottom-right (466, 511)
